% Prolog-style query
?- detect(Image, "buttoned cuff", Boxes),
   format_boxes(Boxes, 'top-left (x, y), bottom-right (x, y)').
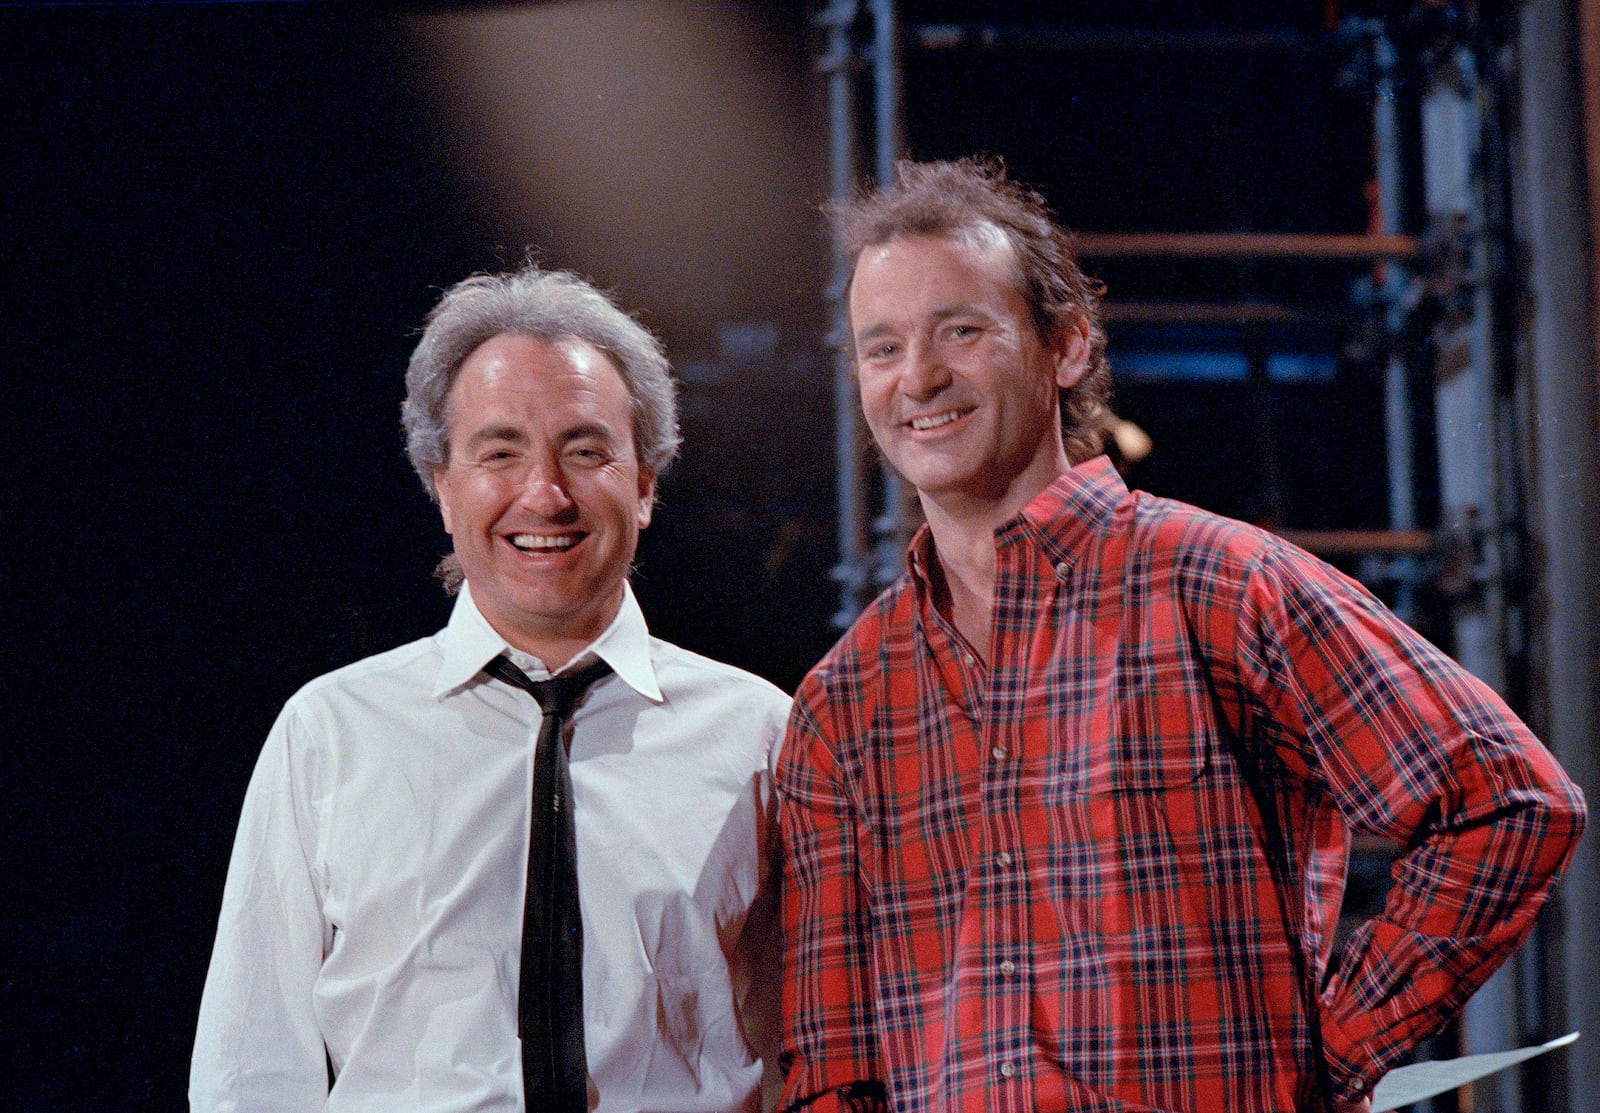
top-left (1321, 1008), bottom-right (1383, 1104)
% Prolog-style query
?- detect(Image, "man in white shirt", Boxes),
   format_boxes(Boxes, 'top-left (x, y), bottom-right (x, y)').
top-left (191, 264), bottom-right (792, 1112)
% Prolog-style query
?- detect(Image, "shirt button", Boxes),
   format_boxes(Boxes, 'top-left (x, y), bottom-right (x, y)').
top-left (995, 850), bottom-right (1013, 868)
top-left (1054, 560), bottom-right (1070, 579)
top-left (999, 959), bottom-right (1017, 978)
top-left (991, 745), bottom-right (1007, 761)
top-left (962, 652), bottom-right (978, 669)
top-left (1000, 1061), bottom-right (1017, 1079)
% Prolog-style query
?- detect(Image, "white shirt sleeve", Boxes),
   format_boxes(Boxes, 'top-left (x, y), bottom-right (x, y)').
top-left (190, 704), bottom-right (330, 1112)
top-left (733, 703), bottom-right (787, 1109)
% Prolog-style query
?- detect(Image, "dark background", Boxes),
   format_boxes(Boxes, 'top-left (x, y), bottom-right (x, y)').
top-left (5, 2), bottom-right (1404, 1108)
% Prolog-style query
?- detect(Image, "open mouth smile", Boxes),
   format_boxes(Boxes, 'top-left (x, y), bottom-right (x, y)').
top-left (508, 532), bottom-right (582, 553)
top-left (907, 407), bottom-right (973, 431)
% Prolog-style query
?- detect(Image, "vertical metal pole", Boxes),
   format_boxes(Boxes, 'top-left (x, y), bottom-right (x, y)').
top-left (1246, 331), bottom-right (1287, 526)
top-left (869, 0), bottom-right (910, 590)
top-left (1422, 40), bottom-right (1523, 1110)
top-left (821, 0), bottom-right (868, 628)
top-left (1372, 32), bottom-right (1417, 534)
top-left (870, 0), bottom-right (902, 186)
top-left (1369, 30), bottom-right (1421, 624)
top-left (1511, 4), bottom-right (1599, 1109)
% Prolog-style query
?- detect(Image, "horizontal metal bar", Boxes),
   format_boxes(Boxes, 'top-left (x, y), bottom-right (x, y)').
top-left (1272, 529), bottom-right (1434, 555)
top-left (912, 25), bottom-right (1320, 54)
top-left (1077, 232), bottom-right (1418, 261)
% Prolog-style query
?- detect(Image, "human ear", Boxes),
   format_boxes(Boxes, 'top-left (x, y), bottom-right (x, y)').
top-left (1051, 313), bottom-right (1092, 390)
top-left (636, 467), bottom-right (657, 529)
top-left (434, 467), bottom-right (456, 534)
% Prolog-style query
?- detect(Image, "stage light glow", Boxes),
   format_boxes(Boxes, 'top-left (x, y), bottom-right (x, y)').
top-left (402, 1), bottom-right (821, 347)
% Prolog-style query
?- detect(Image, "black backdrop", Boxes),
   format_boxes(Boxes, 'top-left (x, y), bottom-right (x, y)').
top-left (5, 6), bottom-right (837, 1108)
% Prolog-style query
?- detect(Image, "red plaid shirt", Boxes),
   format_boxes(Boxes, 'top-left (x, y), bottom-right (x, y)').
top-left (777, 457), bottom-right (1584, 1113)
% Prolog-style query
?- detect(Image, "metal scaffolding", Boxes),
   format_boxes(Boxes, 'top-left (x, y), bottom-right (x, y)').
top-left (820, 0), bottom-right (912, 627)
top-left (817, 4), bottom-right (1597, 1109)
top-left (822, 9), bottom-right (1442, 623)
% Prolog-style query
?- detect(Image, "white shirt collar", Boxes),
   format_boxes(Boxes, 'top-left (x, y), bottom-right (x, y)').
top-left (432, 580), bottom-right (663, 702)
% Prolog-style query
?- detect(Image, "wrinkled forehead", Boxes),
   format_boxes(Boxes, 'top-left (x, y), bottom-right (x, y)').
top-left (437, 331), bottom-right (635, 448)
top-left (844, 221), bottom-right (1027, 329)
top-left (443, 332), bottom-right (628, 401)
top-left (849, 220), bottom-right (1022, 295)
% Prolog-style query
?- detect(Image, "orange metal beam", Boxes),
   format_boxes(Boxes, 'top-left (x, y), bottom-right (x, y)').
top-left (1271, 528), bottom-right (1433, 556)
top-left (1077, 231), bottom-right (1418, 261)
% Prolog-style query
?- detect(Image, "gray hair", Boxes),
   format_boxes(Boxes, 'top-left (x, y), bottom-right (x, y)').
top-left (401, 263), bottom-right (681, 502)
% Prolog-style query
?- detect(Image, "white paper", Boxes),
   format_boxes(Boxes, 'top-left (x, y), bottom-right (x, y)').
top-left (1371, 1031), bottom-right (1579, 1112)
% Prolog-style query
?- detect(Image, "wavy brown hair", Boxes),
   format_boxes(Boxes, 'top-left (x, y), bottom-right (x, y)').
top-left (832, 157), bottom-right (1111, 464)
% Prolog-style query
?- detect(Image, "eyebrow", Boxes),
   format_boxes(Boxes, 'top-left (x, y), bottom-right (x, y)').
top-left (462, 425), bottom-right (528, 452)
top-left (462, 422), bottom-right (621, 452)
top-left (854, 321), bottom-right (896, 348)
top-left (556, 422), bottom-right (618, 447)
top-left (854, 304), bottom-right (988, 348)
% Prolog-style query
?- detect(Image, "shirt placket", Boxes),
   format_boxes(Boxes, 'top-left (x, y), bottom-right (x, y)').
top-left (978, 540), bottom-right (1037, 1112)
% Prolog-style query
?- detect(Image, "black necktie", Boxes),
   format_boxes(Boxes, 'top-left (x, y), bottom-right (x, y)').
top-left (483, 654), bottom-right (613, 1112)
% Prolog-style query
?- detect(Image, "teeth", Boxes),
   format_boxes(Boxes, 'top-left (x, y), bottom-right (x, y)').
top-left (910, 410), bottom-right (965, 431)
top-left (510, 533), bottom-right (578, 552)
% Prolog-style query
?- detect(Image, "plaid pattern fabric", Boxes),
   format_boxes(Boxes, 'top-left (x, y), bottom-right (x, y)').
top-left (777, 457), bottom-right (1584, 1113)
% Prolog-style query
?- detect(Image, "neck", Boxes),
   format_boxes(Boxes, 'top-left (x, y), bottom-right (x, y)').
top-left (508, 636), bottom-right (590, 673)
top-left (919, 463), bottom-right (1072, 662)
top-left (924, 525), bottom-right (994, 661)
top-left (477, 586), bottom-right (626, 673)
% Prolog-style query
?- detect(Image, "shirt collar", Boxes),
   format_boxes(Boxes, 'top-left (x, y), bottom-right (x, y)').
top-left (432, 580), bottom-right (663, 702)
top-left (1014, 454), bottom-right (1130, 571)
top-left (906, 454), bottom-right (1130, 589)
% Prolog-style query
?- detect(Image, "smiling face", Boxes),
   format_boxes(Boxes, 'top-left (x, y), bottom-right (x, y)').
top-left (849, 228), bottom-right (1090, 529)
top-left (433, 333), bottom-right (654, 666)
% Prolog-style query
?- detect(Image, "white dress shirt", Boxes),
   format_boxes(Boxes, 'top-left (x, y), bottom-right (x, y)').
top-left (191, 583), bottom-right (791, 1112)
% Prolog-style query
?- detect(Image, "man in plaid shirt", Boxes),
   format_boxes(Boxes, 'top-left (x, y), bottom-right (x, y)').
top-left (776, 158), bottom-right (1586, 1113)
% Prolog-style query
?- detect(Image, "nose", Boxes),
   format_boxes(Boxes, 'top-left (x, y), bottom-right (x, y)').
top-left (516, 457), bottom-right (576, 519)
top-left (901, 335), bottom-right (951, 401)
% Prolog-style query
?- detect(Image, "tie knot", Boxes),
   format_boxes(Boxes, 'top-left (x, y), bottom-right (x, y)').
top-left (485, 654), bottom-right (613, 719)
top-left (529, 661), bottom-right (612, 717)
